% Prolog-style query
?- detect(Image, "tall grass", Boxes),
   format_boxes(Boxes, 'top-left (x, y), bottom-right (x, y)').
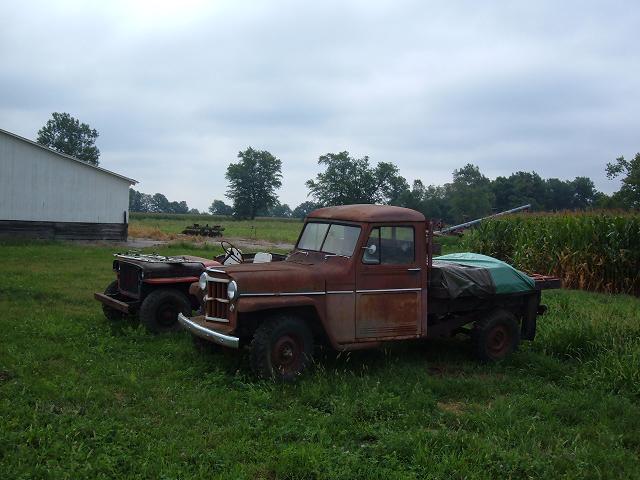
top-left (463, 211), bottom-right (640, 295)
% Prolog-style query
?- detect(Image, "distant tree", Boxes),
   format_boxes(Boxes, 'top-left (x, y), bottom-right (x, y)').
top-left (397, 180), bottom-right (451, 222)
top-left (306, 151), bottom-right (408, 206)
top-left (448, 164), bottom-right (494, 223)
top-left (544, 178), bottom-right (575, 211)
top-left (208, 199), bottom-right (234, 216)
top-left (268, 202), bottom-right (292, 218)
top-left (169, 200), bottom-right (189, 214)
top-left (188, 208), bottom-right (200, 215)
top-left (148, 193), bottom-right (170, 213)
top-left (36, 112), bottom-right (100, 165)
top-left (570, 176), bottom-right (598, 209)
top-left (129, 189), bottom-right (153, 212)
top-left (292, 201), bottom-right (319, 219)
top-left (606, 153), bottom-right (640, 208)
top-left (226, 147), bottom-right (283, 219)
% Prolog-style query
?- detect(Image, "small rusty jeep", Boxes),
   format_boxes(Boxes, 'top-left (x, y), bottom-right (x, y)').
top-left (179, 205), bottom-right (560, 380)
top-left (94, 241), bottom-right (285, 333)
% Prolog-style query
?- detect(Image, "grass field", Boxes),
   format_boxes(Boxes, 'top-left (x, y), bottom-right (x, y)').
top-left (129, 213), bottom-right (303, 244)
top-left (1, 239), bottom-right (640, 479)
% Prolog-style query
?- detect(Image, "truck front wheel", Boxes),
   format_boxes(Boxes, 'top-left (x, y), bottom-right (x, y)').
top-left (250, 315), bottom-right (313, 381)
top-left (139, 288), bottom-right (191, 334)
top-left (472, 309), bottom-right (520, 362)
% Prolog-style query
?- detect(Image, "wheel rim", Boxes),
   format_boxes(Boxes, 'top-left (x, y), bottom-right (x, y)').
top-left (487, 324), bottom-right (510, 356)
top-left (157, 301), bottom-right (179, 327)
top-left (272, 334), bottom-right (303, 375)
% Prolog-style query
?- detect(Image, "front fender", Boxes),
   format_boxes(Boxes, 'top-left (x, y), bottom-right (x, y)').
top-left (237, 295), bottom-right (321, 313)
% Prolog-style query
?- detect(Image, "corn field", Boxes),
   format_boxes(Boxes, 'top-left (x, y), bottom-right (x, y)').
top-left (462, 212), bottom-right (640, 296)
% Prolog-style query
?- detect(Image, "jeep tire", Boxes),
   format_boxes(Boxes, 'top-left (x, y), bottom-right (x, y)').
top-left (139, 288), bottom-right (191, 334)
top-left (102, 280), bottom-right (125, 322)
top-left (250, 314), bottom-right (313, 381)
top-left (472, 309), bottom-right (520, 362)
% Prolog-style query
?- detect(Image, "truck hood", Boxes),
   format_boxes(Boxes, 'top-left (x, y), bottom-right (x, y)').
top-left (217, 255), bottom-right (352, 294)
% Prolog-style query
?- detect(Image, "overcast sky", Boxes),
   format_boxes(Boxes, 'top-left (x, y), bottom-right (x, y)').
top-left (1, 1), bottom-right (638, 211)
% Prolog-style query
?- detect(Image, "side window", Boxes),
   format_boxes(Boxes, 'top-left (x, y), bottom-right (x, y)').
top-left (362, 226), bottom-right (415, 265)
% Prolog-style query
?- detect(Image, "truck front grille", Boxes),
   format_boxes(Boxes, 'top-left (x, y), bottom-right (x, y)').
top-left (118, 263), bottom-right (140, 297)
top-left (206, 276), bottom-right (229, 322)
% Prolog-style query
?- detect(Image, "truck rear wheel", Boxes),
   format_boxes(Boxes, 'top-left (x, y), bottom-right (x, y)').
top-left (250, 315), bottom-right (313, 382)
top-left (472, 309), bottom-right (520, 361)
top-left (139, 288), bottom-right (191, 334)
top-left (102, 280), bottom-right (125, 322)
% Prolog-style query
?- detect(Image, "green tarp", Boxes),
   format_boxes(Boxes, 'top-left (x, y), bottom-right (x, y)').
top-left (430, 252), bottom-right (535, 299)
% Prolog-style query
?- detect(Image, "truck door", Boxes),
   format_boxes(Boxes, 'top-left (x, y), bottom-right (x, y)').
top-left (355, 225), bottom-right (422, 339)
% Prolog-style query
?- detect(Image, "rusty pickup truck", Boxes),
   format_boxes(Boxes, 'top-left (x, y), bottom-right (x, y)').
top-left (178, 205), bottom-right (559, 380)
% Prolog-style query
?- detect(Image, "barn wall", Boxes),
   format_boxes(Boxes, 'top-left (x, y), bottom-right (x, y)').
top-left (0, 131), bottom-right (131, 224)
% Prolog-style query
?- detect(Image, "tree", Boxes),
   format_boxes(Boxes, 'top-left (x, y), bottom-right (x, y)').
top-left (209, 199), bottom-right (234, 216)
top-left (169, 200), bottom-right (189, 214)
top-left (570, 176), bottom-right (597, 209)
top-left (448, 164), bottom-right (494, 223)
top-left (292, 201), bottom-right (319, 219)
top-left (36, 112), bottom-right (100, 165)
top-left (305, 151), bottom-right (408, 206)
top-left (544, 178), bottom-right (574, 211)
top-left (129, 189), bottom-right (152, 212)
top-left (225, 147), bottom-right (283, 219)
top-left (268, 202), bottom-right (292, 218)
top-left (606, 153), bottom-right (640, 208)
top-left (149, 193), bottom-right (170, 213)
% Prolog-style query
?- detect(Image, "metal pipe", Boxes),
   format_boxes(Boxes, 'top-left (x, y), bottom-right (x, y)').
top-left (436, 204), bottom-right (531, 234)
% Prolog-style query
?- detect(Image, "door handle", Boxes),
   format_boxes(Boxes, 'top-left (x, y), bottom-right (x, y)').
top-left (407, 268), bottom-right (421, 272)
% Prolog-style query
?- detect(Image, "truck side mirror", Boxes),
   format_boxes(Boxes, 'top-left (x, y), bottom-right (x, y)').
top-left (364, 244), bottom-right (377, 256)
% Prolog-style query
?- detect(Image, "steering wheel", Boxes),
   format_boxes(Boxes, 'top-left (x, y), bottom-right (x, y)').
top-left (221, 240), bottom-right (244, 264)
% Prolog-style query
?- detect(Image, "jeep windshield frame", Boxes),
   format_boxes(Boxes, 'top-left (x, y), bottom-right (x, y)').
top-left (296, 221), bottom-right (362, 257)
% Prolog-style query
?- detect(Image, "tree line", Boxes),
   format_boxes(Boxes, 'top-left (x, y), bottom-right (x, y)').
top-left (130, 148), bottom-right (640, 222)
top-left (35, 112), bottom-right (639, 222)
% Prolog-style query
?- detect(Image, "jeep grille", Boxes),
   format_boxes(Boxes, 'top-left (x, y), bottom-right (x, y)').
top-left (206, 275), bottom-right (229, 322)
top-left (118, 263), bottom-right (140, 297)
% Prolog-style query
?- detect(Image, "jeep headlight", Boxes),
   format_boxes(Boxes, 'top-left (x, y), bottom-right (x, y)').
top-left (199, 272), bottom-right (207, 290)
top-left (227, 280), bottom-right (238, 300)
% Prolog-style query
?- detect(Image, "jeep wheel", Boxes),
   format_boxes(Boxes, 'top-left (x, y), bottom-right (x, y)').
top-left (472, 309), bottom-right (520, 362)
top-left (102, 280), bottom-right (125, 322)
top-left (139, 288), bottom-right (191, 334)
top-left (250, 315), bottom-right (313, 381)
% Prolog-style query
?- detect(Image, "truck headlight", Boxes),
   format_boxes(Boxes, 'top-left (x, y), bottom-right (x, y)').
top-left (199, 272), bottom-right (207, 290)
top-left (227, 280), bottom-right (238, 300)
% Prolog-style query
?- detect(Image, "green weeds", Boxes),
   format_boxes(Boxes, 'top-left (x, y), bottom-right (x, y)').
top-left (1, 241), bottom-right (639, 478)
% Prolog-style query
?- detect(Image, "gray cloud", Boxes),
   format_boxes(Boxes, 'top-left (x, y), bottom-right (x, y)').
top-left (1, 0), bottom-right (639, 210)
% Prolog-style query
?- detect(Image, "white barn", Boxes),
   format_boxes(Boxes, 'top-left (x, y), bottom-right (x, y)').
top-left (0, 128), bottom-right (137, 240)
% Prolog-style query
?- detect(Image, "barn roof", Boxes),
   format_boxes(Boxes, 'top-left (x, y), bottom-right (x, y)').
top-left (308, 204), bottom-right (425, 222)
top-left (0, 128), bottom-right (137, 184)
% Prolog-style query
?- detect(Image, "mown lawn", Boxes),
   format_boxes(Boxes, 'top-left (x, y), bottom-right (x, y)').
top-left (1, 240), bottom-right (639, 479)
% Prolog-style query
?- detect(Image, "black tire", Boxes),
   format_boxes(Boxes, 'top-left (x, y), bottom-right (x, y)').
top-left (139, 288), bottom-right (191, 334)
top-left (472, 309), bottom-right (520, 362)
top-left (102, 280), bottom-right (124, 322)
top-left (250, 314), bottom-right (314, 381)
top-left (192, 335), bottom-right (220, 354)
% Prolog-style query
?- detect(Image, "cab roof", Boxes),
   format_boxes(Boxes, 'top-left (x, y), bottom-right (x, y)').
top-left (307, 204), bottom-right (425, 223)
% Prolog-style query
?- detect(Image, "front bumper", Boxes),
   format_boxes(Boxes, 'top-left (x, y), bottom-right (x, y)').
top-left (94, 292), bottom-right (130, 314)
top-left (177, 313), bottom-right (240, 348)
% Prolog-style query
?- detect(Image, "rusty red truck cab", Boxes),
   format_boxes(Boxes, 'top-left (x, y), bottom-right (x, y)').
top-left (179, 204), bottom-right (558, 381)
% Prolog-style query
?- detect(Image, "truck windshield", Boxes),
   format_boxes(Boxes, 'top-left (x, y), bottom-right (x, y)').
top-left (297, 223), bottom-right (361, 257)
